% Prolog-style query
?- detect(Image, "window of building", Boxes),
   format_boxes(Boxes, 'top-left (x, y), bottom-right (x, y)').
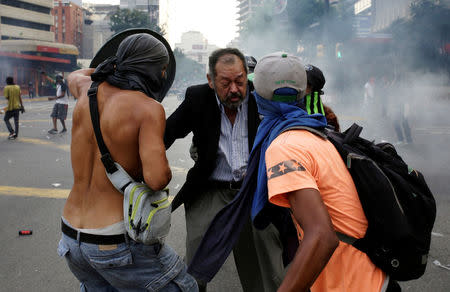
top-left (1, 17), bottom-right (50, 31)
top-left (1, 0), bottom-right (50, 14)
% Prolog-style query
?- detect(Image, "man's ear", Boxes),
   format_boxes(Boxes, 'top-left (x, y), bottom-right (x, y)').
top-left (207, 74), bottom-right (214, 89)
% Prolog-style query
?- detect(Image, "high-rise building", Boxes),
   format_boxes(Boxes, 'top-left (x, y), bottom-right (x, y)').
top-left (80, 3), bottom-right (117, 59)
top-left (52, 0), bottom-right (84, 52)
top-left (0, 0), bottom-right (78, 95)
top-left (236, 0), bottom-right (262, 34)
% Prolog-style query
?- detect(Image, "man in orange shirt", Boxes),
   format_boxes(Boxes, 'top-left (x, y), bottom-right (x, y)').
top-left (251, 52), bottom-right (397, 291)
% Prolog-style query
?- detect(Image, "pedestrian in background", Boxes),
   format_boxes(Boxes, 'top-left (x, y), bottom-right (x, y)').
top-left (28, 81), bottom-right (34, 99)
top-left (3, 76), bottom-right (24, 140)
top-left (47, 74), bottom-right (68, 134)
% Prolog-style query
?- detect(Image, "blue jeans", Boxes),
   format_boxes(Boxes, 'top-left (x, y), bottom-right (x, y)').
top-left (58, 233), bottom-right (198, 292)
top-left (4, 109), bottom-right (19, 135)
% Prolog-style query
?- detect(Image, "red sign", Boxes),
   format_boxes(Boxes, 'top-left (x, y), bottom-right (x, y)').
top-left (36, 46), bottom-right (60, 53)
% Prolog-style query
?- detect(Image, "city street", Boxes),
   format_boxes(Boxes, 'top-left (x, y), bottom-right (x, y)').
top-left (0, 94), bottom-right (449, 291)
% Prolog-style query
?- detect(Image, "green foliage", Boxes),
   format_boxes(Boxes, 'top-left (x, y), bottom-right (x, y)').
top-left (109, 8), bottom-right (165, 36)
top-left (387, 0), bottom-right (450, 72)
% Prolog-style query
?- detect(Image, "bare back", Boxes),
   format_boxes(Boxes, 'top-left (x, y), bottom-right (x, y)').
top-left (64, 69), bottom-right (171, 229)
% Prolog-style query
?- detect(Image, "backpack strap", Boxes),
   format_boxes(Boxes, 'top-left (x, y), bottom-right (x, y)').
top-left (336, 231), bottom-right (358, 246)
top-left (280, 125), bottom-right (328, 139)
top-left (87, 81), bottom-right (118, 174)
top-left (342, 123), bottom-right (363, 144)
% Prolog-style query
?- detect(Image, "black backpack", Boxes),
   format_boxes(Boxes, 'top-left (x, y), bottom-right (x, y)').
top-left (297, 123), bottom-right (436, 281)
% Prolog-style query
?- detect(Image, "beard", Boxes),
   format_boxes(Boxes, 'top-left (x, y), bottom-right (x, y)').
top-left (220, 92), bottom-right (244, 110)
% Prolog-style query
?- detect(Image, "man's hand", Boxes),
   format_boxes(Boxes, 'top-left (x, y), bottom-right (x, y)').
top-left (48, 96), bottom-right (56, 101)
top-left (20, 106), bottom-right (25, 114)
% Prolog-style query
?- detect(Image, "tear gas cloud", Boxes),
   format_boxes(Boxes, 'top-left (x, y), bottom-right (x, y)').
top-left (236, 6), bottom-right (450, 197)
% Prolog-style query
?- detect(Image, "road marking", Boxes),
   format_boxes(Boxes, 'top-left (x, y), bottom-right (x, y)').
top-left (19, 119), bottom-right (72, 123)
top-left (0, 185), bottom-right (70, 199)
top-left (0, 185), bottom-right (175, 202)
top-left (0, 132), bottom-right (70, 151)
top-left (340, 115), bottom-right (365, 121)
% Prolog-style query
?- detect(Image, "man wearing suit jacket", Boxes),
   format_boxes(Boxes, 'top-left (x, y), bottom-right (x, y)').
top-left (164, 48), bottom-right (286, 292)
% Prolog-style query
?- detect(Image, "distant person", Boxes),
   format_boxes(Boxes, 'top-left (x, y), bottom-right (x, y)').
top-left (364, 76), bottom-right (375, 109)
top-left (47, 74), bottom-right (69, 134)
top-left (379, 75), bottom-right (391, 118)
top-left (245, 55), bottom-right (257, 81)
top-left (303, 64), bottom-right (340, 132)
top-left (165, 48), bottom-right (287, 292)
top-left (251, 52), bottom-right (395, 292)
top-left (3, 76), bottom-right (24, 140)
top-left (28, 81), bottom-right (34, 99)
top-left (392, 79), bottom-right (413, 145)
top-left (60, 33), bottom-right (198, 291)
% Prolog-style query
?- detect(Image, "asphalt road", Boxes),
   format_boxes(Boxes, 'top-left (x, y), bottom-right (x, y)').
top-left (0, 94), bottom-right (449, 291)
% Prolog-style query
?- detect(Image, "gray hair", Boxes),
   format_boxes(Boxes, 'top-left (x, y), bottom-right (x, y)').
top-left (208, 48), bottom-right (247, 81)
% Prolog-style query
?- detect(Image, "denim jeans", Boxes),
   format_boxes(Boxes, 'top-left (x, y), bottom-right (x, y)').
top-left (58, 233), bottom-right (198, 292)
top-left (4, 109), bottom-right (19, 135)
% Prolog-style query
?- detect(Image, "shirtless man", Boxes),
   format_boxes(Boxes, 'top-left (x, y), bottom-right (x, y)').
top-left (58, 33), bottom-right (198, 291)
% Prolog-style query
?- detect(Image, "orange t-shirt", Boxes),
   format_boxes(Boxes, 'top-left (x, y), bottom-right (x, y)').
top-left (266, 130), bottom-right (386, 292)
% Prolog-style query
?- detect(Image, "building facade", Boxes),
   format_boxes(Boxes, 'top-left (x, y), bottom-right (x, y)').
top-left (52, 0), bottom-right (84, 52)
top-left (80, 3), bottom-right (117, 59)
top-left (0, 0), bottom-right (78, 95)
top-left (236, 0), bottom-right (262, 34)
top-left (353, 0), bottom-right (413, 33)
top-left (174, 31), bottom-right (218, 68)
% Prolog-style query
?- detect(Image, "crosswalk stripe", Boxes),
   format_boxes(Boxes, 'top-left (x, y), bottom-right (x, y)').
top-left (0, 185), bottom-right (70, 199)
top-left (0, 185), bottom-right (175, 202)
top-left (0, 132), bottom-right (70, 151)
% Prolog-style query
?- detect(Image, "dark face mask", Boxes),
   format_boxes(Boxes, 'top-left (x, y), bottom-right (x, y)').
top-left (91, 33), bottom-right (170, 102)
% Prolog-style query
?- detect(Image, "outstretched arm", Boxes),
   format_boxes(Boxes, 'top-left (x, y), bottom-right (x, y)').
top-left (278, 188), bottom-right (339, 292)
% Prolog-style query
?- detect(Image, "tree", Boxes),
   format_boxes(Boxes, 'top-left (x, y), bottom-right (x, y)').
top-left (171, 48), bottom-right (205, 92)
top-left (109, 8), bottom-right (165, 36)
top-left (387, 0), bottom-right (450, 73)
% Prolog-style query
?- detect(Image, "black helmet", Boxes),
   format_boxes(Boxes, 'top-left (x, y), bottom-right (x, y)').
top-left (245, 56), bottom-right (257, 73)
top-left (304, 64), bottom-right (325, 94)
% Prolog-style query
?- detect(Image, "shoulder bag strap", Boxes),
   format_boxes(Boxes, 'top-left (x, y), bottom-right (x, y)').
top-left (87, 81), bottom-right (118, 174)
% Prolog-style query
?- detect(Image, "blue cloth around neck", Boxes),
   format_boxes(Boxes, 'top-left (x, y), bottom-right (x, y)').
top-left (251, 92), bottom-right (328, 228)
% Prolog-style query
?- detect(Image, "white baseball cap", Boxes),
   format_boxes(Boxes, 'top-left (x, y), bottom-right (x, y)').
top-left (253, 52), bottom-right (307, 102)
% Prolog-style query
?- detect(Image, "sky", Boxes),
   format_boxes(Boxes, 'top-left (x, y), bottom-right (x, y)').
top-left (84, 0), bottom-right (239, 48)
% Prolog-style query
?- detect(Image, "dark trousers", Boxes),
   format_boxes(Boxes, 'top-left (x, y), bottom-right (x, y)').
top-left (185, 186), bottom-right (285, 292)
top-left (4, 109), bottom-right (20, 136)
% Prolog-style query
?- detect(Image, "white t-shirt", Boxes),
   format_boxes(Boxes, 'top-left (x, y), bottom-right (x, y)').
top-left (364, 82), bottom-right (374, 99)
top-left (56, 82), bottom-right (69, 105)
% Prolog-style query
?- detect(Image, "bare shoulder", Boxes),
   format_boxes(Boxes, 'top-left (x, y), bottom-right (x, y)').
top-left (115, 90), bottom-right (165, 121)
